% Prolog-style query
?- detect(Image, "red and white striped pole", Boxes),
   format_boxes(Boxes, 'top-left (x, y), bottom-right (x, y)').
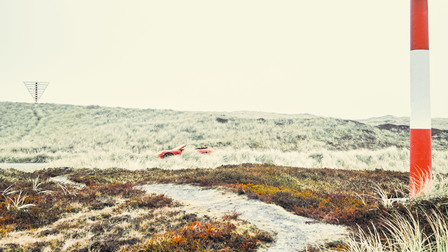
top-left (410, 0), bottom-right (431, 198)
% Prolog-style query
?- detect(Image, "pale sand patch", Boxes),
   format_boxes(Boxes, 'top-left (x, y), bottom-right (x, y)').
top-left (49, 175), bottom-right (86, 187)
top-left (137, 183), bottom-right (348, 252)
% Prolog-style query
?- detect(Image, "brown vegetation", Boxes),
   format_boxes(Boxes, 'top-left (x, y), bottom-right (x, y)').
top-left (67, 164), bottom-right (409, 229)
top-left (2, 164), bottom-right (448, 250)
top-left (65, 164), bottom-right (448, 250)
top-left (0, 167), bottom-right (272, 251)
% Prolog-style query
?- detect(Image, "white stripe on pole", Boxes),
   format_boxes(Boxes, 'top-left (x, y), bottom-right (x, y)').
top-left (410, 50), bottom-right (431, 129)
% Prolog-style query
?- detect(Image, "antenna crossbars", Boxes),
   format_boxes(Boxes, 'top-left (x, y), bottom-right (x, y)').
top-left (23, 82), bottom-right (49, 105)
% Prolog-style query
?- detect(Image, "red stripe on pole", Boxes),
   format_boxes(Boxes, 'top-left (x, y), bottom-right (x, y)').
top-left (410, 128), bottom-right (432, 197)
top-left (411, 0), bottom-right (429, 50)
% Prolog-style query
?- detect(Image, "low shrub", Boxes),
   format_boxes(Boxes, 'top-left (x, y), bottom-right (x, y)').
top-left (126, 220), bottom-right (272, 252)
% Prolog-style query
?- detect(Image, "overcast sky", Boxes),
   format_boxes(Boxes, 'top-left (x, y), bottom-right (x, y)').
top-left (1, 0), bottom-right (447, 119)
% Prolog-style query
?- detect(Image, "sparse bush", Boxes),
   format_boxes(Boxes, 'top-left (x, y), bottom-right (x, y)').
top-left (127, 220), bottom-right (272, 252)
top-left (125, 194), bottom-right (173, 209)
top-left (216, 117), bottom-right (229, 123)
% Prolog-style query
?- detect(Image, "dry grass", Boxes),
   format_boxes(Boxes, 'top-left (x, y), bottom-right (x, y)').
top-left (2, 164), bottom-right (448, 251)
top-left (67, 164), bottom-right (409, 229)
top-left (3, 102), bottom-right (448, 171)
top-left (346, 206), bottom-right (448, 251)
top-left (0, 167), bottom-right (272, 251)
top-left (65, 164), bottom-right (448, 251)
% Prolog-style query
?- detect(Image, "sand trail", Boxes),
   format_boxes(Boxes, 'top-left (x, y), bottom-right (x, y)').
top-left (137, 183), bottom-right (348, 252)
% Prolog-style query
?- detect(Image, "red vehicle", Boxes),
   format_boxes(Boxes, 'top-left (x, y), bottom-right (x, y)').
top-left (157, 144), bottom-right (213, 159)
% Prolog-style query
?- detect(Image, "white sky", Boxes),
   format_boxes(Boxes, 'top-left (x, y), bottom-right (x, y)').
top-left (0, 0), bottom-right (447, 119)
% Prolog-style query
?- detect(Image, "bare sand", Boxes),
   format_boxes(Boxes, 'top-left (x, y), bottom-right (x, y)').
top-left (137, 183), bottom-right (348, 252)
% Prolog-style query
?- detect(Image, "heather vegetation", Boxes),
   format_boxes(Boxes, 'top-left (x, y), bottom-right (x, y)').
top-left (68, 164), bottom-right (410, 229)
top-left (2, 165), bottom-right (447, 251)
top-left (0, 167), bottom-right (272, 251)
top-left (2, 102), bottom-right (448, 171)
top-left (68, 165), bottom-right (448, 251)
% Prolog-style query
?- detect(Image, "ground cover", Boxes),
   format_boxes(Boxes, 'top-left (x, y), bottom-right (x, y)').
top-left (2, 164), bottom-right (448, 251)
top-left (0, 167), bottom-right (272, 251)
top-left (67, 164), bottom-right (448, 251)
top-left (69, 164), bottom-right (409, 229)
top-left (136, 183), bottom-right (347, 251)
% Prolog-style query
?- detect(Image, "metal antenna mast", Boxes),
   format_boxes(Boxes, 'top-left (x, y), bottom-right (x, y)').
top-left (24, 82), bottom-right (49, 105)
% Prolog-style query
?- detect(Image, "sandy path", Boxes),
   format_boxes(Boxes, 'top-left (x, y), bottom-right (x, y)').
top-left (137, 183), bottom-right (348, 252)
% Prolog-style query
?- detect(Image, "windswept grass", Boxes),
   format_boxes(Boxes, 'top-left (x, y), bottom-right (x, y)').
top-left (344, 173), bottom-right (448, 252)
top-left (3, 102), bottom-right (448, 171)
top-left (346, 201), bottom-right (448, 251)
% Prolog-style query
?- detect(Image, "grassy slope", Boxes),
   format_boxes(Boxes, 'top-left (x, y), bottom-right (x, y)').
top-left (2, 102), bottom-right (448, 171)
top-left (360, 115), bottom-right (448, 130)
